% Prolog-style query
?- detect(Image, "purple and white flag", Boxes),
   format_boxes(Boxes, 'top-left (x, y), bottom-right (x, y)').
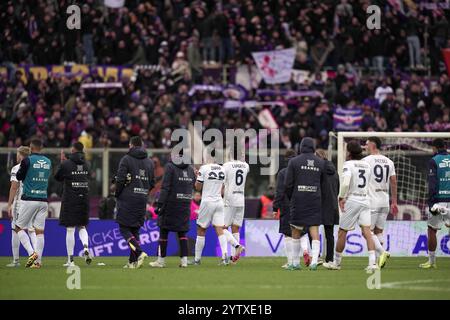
top-left (252, 48), bottom-right (296, 84)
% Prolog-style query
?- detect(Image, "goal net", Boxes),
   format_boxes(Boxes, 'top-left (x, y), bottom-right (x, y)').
top-left (330, 132), bottom-right (450, 221)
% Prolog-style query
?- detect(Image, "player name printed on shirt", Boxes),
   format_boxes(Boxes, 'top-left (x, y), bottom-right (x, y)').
top-left (198, 163), bottom-right (226, 202)
top-left (223, 161), bottom-right (249, 207)
top-left (363, 154), bottom-right (396, 208)
top-left (343, 159), bottom-right (371, 206)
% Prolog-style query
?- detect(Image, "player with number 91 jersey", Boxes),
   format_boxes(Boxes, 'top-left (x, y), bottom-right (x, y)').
top-left (196, 163), bottom-right (226, 228)
top-left (363, 154), bottom-right (396, 209)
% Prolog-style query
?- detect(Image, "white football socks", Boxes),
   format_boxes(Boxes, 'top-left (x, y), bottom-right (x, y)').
top-left (12, 231), bottom-right (19, 262)
top-left (231, 232), bottom-right (240, 256)
top-left (429, 251), bottom-right (436, 264)
top-left (376, 233), bottom-right (384, 247)
top-left (17, 230), bottom-right (34, 256)
top-left (334, 251), bottom-right (342, 266)
top-left (223, 229), bottom-right (239, 247)
top-left (311, 240), bottom-right (320, 265)
top-left (66, 227), bottom-right (75, 260)
top-left (218, 234), bottom-right (228, 259)
top-left (300, 234), bottom-right (309, 253)
top-left (36, 234), bottom-right (44, 264)
top-left (194, 236), bottom-right (205, 261)
top-left (79, 228), bottom-right (89, 249)
top-left (368, 250), bottom-right (376, 266)
top-left (291, 238), bottom-right (301, 266)
top-left (371, 233), bottom-right (385, 255)
top-left (28, 230), bottom-right (37, 251)
top-left (284, 236), bottom-right (293, 265)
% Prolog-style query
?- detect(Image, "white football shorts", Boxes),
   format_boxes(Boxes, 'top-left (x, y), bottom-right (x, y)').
top-left (339, 200), bottom-right (371, 231)
top-left (197, 200), bottom-right (225, 229)
top-left (224, 206), bottom-right (245, 227)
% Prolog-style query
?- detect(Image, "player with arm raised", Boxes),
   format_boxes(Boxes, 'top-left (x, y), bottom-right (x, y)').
top-left (323, 141), bottom-right (378, 273)
top-left (191, 153), bottom-right (244, 266)
top-left (222, 151), bottom-right (249, 262)
top-left (363, 136), bottom-right (397, 268)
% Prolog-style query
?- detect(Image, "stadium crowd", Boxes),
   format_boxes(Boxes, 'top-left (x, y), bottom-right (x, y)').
top-left (0, 0), bottom-right (450, 150)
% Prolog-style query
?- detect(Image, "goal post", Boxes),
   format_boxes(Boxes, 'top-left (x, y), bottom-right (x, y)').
top-left (330, 131), bottom-right (450, 221)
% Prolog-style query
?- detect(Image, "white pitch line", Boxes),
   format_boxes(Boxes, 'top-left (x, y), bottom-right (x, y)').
top-left (381, 279), bottom-right (450, 292)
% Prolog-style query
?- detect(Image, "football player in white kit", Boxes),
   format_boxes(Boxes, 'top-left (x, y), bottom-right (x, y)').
top-left (222, 152), bottom-right (249, 262)
top-left (6, 146), bottom-right (37, 267)
top-left (363, 137), bottom-right (398, 268)
top-left (323, 141), bottom-right (378, 273)
top-left (192, 154), bottom-right (245, 265)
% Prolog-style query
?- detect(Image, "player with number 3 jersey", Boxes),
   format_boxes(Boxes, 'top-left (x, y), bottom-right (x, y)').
top-left (323, 141), bottom-right (378, 273)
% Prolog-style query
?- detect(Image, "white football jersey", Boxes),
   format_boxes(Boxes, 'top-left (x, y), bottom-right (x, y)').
top-left (342, 160), bottom-right (371, 206)
top-left (223, 160), bottom-right (249, 207)
top-left (197, 163), bottom-right (225, 202)
top-left (363, 154), bottom-right (396, 209)
top-left (10, 164), bottom-right (23, 212)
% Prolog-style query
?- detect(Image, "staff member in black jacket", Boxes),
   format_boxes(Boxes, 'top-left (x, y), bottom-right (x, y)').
top-left (285, 137), bottom-right (335, 270)
top-left (55, 142), bottom-right (92, 267)
top-left (274, 149), bottom-right (312, 268)
top-left (149, 154), bottom-right (196, 268)
top-left (316, 148), bottom-right (339, 263)
top-left (115, 136), bottom-right (155, 269)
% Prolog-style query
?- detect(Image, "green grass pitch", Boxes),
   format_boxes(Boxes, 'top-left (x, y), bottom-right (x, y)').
top-left (1, 257), bottom-right (449, 299)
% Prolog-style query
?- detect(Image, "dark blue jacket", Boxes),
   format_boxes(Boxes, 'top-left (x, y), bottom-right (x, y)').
top-left (273, 167), bottom-right (291, 236)
top-left (115, 147), bottom-right (155, 227)
top-left (321, 160), bottom-right (340, 226)
top-left (284, 138), bottom-right (335, 226)
top-left (157, 161), bottom-right (195, 232)
top-left (55, 152), bottom-right (90, 227)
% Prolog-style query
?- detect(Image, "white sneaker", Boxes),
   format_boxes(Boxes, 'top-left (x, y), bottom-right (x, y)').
top-left (6, 261), bottom-right (20, 267)
top-left (136, 252), bottom-right (148, 268)
top-left (149, 260), bottom-right (166, 268)
top-left (281, 263), bottom-right (289, 269)
top-left (365, 264), bottom-right (379, 274)
top-left (323, 261), bottom-right (341, 270)
top-left (63, 261), bottom-right (76, 267)
top-left (179, 257), bottom-right (188, 268)
top-left (123, 262), bottom-right (137, 269)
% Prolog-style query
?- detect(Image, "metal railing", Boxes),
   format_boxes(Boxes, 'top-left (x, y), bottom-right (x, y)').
top-left (0, 147), bottom-right (276, 198)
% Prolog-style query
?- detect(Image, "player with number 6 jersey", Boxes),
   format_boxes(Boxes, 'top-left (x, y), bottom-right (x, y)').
top-left (223, 158), bottom-right (249, 260)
